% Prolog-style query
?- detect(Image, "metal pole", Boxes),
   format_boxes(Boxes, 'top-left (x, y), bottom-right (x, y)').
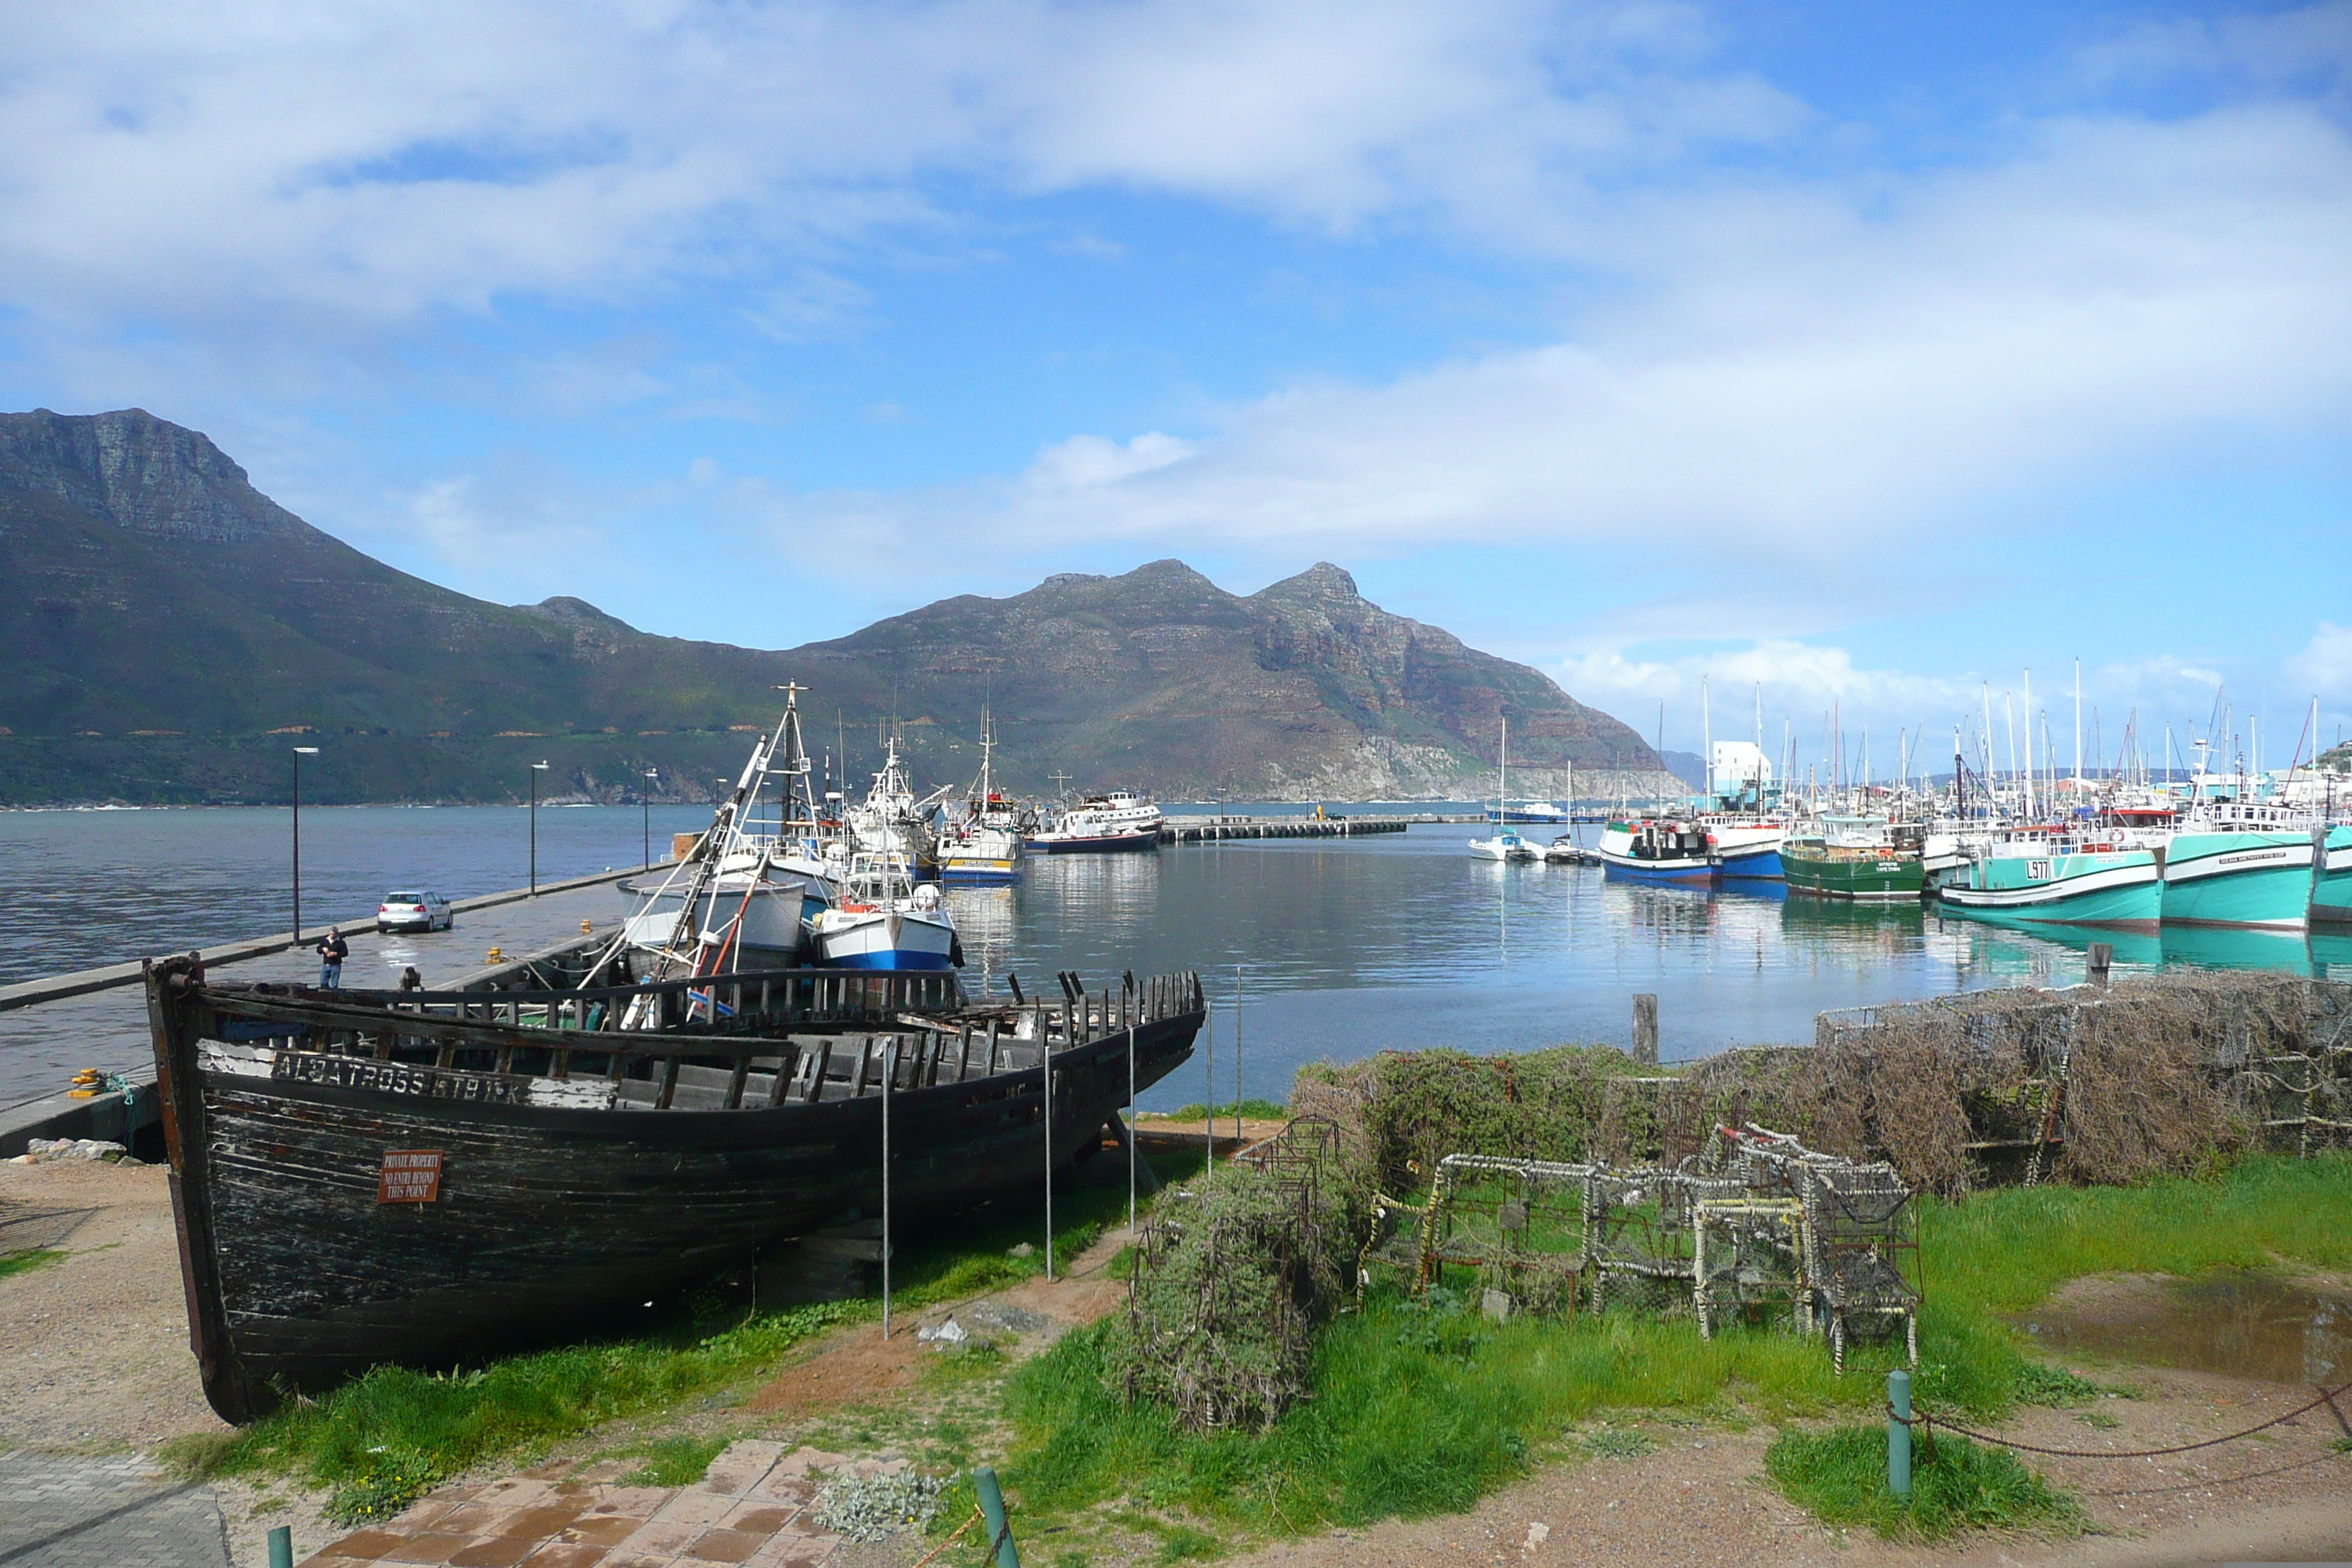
top-left (881, 1038), bottom-right (894, 1338)
top-left (290, 746), bottom-right (317, 940)
top-left (1203, 998), bottom-right (1214, 1186)
top-left (1233, 962), bottom-right (1243, 1139)
top-left (972, 1466), bottom-right (1021, 1568)
top-left (267, 1526), bottom-right (294, 1568)
top-left (1887, 1368), bottom-right (1912, 1499)
top-left (1126, 1023), bottom-right (1137, 1235)
top-left (1043, 1020), bottom-right (1055, 1281)
top-left (642, 772), bottom-right (652, 867)
top-left (529, 763), bottom-right (540, 894)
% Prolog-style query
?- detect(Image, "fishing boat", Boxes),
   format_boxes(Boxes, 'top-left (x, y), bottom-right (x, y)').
top-left (1596, 817), bottom-right (1715, 885)
top-left (141, 955), bottom-right (1205, 1421)
top-left (806, 852), bottom-right (960, 970)
top-left (1468, 718), bottom-right (1541, 862)
top-left (2160, 797), bottom-right (2318, 929)
top-left (1781, 815), bottom-right (1925, 901)
top-left (1025, 790), bottom-right (1163, 853)
top-left (1488, 800), bottom-right (1569, 826)
top-left (938, 713), bottom-right (1029, 885)
top-left (848, 734), bottom-right (943, 871)
top-left (1700, 816), bottom-right (1788, 881)
top-left (1935, 831), bottom-right (2162, 930)
top-left (2313, 824), bottom-right (2352, 926)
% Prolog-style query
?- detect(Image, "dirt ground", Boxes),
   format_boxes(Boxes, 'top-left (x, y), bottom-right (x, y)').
top-left (0, 1156), bottom-right (231, 1450)
top-left (9, 1153), bottom-right (2351, 1567)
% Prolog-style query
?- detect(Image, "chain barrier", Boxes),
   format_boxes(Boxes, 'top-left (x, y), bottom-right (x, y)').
top-left (1887, 1379), bottom-right (2352, 1461)
top-left (908, 1505), bottom-right (986, 1568)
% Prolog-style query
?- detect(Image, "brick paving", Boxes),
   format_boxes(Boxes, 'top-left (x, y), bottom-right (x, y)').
top-left (298, 1442), bottom-right (874, 1568)
top-left (0, 1449), bottom-right (229, 1567)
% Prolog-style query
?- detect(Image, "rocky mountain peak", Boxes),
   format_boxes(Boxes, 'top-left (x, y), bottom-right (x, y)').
top-left (1254, 561), bottom-right (1360, 603)
top-left (0, 407), bottom-right (315, 546)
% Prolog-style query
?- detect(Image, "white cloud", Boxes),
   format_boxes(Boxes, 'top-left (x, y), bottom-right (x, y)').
top-left (731, 99), bottom-right (2352, 575)
top-left (0, 0), bottom-right (1792, 342)
top-left (2289, 623), bottom-right (2352, 695)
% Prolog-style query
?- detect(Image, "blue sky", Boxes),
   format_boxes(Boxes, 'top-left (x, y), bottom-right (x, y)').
top-left (3, 0), bottom-right (2348, 771)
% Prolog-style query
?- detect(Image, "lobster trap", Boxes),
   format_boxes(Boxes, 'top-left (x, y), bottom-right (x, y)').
top-left (1411, 1124), bottom-right (1921, 1371)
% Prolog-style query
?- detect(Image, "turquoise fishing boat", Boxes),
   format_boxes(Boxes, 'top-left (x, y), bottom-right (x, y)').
top-left (2312, 824), bottom-right (2352, 927)
top-left (2160, 799), bottom-right (2317, 930)
top-left (1937, 838), bottom-right (2161, 930)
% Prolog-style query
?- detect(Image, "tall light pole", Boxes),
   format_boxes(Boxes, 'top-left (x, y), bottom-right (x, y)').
top-left (291, 746), bottom-right (320, 938)
top-left (529, 761), bottom-right (549, 895)
top-left (643, 769), bottom-right (658, 867)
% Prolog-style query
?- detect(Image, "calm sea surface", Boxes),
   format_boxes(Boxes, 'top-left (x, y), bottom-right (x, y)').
top-left (7, 804), bottom-right (2348, 1109)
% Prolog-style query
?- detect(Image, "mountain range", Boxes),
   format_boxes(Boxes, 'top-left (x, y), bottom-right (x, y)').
top-left (0, 408), bottom-right (1676, 805)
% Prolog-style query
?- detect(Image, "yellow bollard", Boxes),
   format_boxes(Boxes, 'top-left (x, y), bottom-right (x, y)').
top-left (487, 947), bottom-right (505, 965)
top-left (580, 919), bottom-right (593, 935)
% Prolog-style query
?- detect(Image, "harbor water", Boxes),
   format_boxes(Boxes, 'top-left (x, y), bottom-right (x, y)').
top-left (6, 804), bottom-right (2348, 1109)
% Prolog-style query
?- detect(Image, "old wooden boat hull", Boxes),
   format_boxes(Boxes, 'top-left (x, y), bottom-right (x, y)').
top-left (146, 960), bottom-right (1202, 1423)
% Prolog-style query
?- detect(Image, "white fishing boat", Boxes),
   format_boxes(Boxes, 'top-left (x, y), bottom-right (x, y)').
top-left (805, 851), bottom-right (960, 970)
top-left (1469, 718), bottom-right (1539, 862)
top-left (1026, 789), bottom-right (1163, 853)
top-left (848, 734), bottom-right (943, 870)
top-left (939, 712), bottom-right (1029, 884)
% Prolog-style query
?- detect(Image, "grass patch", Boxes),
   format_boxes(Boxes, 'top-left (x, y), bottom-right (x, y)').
top-left (1765, 1425), bottom-right (2081, 1540)
top-left (617, 1434), bottom-right (730, 1488)
top-left (992, 1154), bottom-right (2352, 1546)
top-left (1147, 1100), bottom-right (1288, 1125)
top-left (0, 1248), bottom-right (67, 1280)
top-left (179, 1302), bottom-right (856, 1523)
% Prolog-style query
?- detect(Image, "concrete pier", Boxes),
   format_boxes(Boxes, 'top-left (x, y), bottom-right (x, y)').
top-left (0, 865), bottom-right (660, 1153)
top-left (1158, 814), bottom-right (1411, 843)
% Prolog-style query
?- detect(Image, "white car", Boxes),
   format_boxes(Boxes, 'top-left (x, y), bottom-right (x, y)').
top-left (376, 889), bottom-right (453, 933)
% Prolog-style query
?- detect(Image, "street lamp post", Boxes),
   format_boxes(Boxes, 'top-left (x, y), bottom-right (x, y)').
top-left (643, 769), bottom-right (658, 867)
top-left (291, 746), bottom-right (320, 938)
top-left (529, 761), bottom-right (549, 895)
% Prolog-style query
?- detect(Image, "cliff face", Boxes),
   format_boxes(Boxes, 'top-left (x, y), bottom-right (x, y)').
top-left (0, 408), bottom-right (1676, 802)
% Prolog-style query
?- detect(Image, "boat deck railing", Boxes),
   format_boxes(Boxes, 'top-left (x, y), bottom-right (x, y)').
top-left (163, 962), bottom-right (1204, 1112)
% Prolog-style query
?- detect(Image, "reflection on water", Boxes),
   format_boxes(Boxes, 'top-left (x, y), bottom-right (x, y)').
top-left (11, 810), bottom-right (2351, 1112)
top-left (934, 826), bottom-right (2352, 1109)
top-left (2017, 1273), bottom-right (2352, 1384)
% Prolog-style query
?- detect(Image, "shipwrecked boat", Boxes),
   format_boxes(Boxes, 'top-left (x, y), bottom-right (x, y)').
top-left (143, 955), bottom-right (1203, 1422)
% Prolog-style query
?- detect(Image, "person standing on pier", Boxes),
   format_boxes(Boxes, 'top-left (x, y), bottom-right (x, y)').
top-left (315, 927), bottom-right (349, 989)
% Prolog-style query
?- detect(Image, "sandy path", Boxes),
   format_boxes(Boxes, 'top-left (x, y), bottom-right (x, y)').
top-left (0, 1157), bottom-right (228, 1450)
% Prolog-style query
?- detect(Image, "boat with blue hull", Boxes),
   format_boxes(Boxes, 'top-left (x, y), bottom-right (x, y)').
top-left (1597, 818), bottom-right (1716, 886)
top-left (1702, 816), bottom-right (1787, 881)
top-left (1937, 840), bottom-right (2162, 930)
top-left (807, 853), bottom-right (960, 970)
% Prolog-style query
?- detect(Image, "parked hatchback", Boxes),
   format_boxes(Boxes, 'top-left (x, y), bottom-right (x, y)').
top-left (377, 889), bottom-right (453, 933)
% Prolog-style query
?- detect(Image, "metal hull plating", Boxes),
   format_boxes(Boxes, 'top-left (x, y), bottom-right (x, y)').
top-left (1937, 851), bottom-right (2161, 930)
top-left (2310, 826), bottom-right (2352, 926)
top-left (1782, 847), bottom-right (1924, 902)
top-left (810, 909), bottom-right (957, 970)
top-left (2160, 832), bottom-right (2315, 929)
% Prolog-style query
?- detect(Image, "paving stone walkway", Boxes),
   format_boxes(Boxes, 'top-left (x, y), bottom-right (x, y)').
top-left (0, 1450), bottom-right (229, 1568)
top-left (300, 1442), bottom-right (874, 1567)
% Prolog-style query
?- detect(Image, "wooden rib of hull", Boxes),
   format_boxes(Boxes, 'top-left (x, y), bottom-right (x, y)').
top-left (146, 962), bottom-right (1200, 1424)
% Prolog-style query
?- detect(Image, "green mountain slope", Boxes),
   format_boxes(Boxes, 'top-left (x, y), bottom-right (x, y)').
top-left (0, 408), bottom-right (1673, 804)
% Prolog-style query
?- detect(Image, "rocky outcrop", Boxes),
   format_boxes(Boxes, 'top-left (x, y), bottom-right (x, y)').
top-left (0, 409), bottom-right (316, 545)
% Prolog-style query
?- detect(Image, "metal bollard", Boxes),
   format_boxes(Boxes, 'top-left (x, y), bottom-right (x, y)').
top-left (1887, 1368), bottom-right (1912, 1499)
top-left (268, 1525), bottom-right (294, 1568)
top-left (973, 1465), bottom-right (1021, 1567)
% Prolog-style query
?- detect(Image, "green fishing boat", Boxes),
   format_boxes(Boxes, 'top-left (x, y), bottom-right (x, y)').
top-left (1782, 815), bottom-right (1926, 902)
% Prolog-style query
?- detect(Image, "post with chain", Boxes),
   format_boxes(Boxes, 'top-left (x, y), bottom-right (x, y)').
top-left (1888, 1368), bottom-right (1913, 1499)
top-left (972, 1466), bottom-right (1021, 1567)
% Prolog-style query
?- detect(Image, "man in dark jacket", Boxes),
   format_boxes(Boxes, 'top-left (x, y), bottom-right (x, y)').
top-left (316, 927), bottom-right (350, 989)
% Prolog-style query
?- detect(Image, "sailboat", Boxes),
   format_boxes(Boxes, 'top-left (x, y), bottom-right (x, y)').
top-left (1469, 718), bottom-right (1539, 862)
